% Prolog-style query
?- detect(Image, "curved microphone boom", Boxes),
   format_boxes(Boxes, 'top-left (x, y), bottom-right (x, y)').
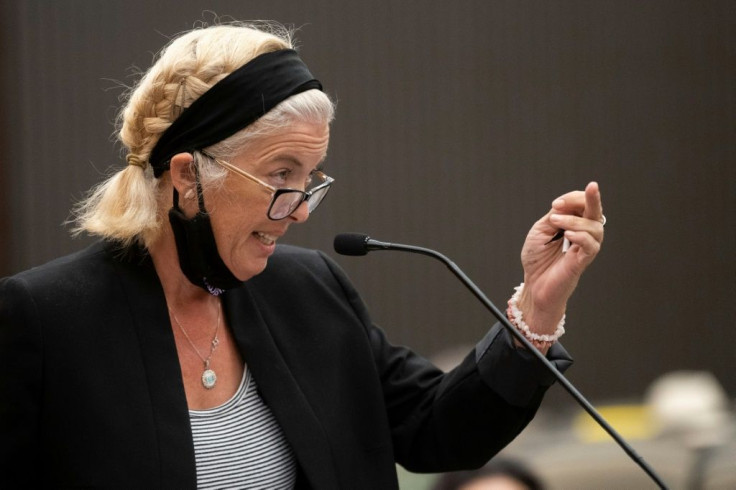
top-left (333, 232), bottom-right (668, 489)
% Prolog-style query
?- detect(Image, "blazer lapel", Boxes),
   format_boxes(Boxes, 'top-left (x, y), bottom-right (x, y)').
top-left (112, 247), bottom-right (197, 488)
top-left (224, 284), bottom-right (340, 490)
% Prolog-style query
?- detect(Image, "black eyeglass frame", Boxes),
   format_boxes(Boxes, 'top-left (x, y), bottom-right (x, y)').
top-left (200, 151), bottom-right (334, 220)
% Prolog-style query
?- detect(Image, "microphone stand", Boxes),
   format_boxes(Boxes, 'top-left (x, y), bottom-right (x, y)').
top-left (346, 236), bottom-right (669, 489)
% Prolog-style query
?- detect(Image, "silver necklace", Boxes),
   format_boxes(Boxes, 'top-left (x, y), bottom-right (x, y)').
top-left (169, 301), bottom-right (221, 389)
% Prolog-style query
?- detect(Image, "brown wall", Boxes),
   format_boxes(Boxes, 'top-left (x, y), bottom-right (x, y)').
top-left (1, 1), bottom-right (734, 405)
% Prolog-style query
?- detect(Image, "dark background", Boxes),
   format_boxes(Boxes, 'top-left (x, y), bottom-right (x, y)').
top-left (1, 1), bottom-right (734, 412)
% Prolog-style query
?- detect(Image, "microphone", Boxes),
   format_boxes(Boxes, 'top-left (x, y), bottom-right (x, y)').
top-left (333, 233), bottom-right (391, 255)
top-left (333, 232), bottom-right (668, 489)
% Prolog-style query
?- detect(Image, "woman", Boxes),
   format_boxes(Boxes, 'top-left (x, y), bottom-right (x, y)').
top-left (0, 22), bottom-right (604, 489)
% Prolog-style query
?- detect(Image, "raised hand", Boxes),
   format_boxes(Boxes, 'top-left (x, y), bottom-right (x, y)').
top-left (516, 182), bottom-right (605, 340)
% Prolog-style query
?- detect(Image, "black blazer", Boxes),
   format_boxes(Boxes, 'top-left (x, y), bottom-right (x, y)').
top-left (0, 241), bottom-right (572, 489)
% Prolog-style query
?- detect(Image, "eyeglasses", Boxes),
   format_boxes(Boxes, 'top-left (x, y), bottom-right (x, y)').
top-left (201, 152), bottom-right (334, 220)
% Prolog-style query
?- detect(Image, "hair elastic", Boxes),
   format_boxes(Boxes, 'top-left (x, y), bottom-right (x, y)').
top-left (126, 154), bottom-right (147, 169)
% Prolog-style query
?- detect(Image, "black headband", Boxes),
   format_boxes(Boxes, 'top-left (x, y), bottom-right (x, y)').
top-left (148, 49), bottom-right (322, 177)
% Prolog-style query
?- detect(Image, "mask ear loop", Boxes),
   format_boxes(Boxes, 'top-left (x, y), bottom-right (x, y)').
top-left (171, 155), bottom-right (207, 214)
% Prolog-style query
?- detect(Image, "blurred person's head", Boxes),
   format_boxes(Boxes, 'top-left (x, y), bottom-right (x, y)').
top-left (431, 458), bottom-right (545, 490)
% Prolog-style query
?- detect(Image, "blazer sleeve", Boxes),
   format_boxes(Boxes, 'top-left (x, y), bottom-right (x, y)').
top-left (0, 276), bottom-right (43, 482)
top-left (317, 251), bottom-right (573, 473)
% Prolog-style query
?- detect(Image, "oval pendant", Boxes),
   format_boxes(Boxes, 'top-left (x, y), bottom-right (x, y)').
top-left (202, 369), bottom-right (217, 389)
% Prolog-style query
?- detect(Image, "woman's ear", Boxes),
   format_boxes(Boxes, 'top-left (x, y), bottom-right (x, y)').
top-left (169, 152), bottom-right (195, 196)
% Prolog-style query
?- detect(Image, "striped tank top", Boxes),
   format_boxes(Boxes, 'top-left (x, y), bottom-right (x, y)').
top-left (189, 368), bottom-right (297, 489)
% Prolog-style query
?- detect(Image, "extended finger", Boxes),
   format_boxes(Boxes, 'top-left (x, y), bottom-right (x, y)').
top-left (583, 181), bottom-right (604, 223)
top-left (551, 182), bottom-right (604, 219)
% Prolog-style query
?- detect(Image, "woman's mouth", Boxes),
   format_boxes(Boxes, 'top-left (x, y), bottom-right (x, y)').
top-left (254, 231), bottom-right (277, 246)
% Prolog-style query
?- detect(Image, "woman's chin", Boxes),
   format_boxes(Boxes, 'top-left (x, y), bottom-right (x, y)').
top-left (231, 256), bottom-right (270, 282)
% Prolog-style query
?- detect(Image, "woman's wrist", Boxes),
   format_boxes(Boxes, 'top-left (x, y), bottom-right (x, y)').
top-left (508, 283), bottom-right (566, 348)
top-left (516, 282), bottom-right (567, 335)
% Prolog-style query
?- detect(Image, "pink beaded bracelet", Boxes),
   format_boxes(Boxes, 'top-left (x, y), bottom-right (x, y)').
top-left (507, 283), bottom-right (565, 345)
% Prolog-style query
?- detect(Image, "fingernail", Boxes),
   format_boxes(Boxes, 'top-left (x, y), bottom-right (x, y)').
top-left (552, 199), bottom-right (564, 208)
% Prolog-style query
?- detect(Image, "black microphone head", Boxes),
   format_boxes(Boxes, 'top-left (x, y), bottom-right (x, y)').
top-left (334, 233), bottom-right (370, 256)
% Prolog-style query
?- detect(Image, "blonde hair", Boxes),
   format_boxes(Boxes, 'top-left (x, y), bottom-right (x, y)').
top-left (73, 22), bottom-right (334, 248)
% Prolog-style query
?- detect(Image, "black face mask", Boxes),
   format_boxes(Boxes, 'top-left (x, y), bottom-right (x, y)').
top-left (168, 171), bottom-right (243, 295)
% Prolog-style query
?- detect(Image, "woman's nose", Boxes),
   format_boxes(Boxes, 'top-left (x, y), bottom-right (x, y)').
top-left (288, 200), bottom-right (310, 223)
